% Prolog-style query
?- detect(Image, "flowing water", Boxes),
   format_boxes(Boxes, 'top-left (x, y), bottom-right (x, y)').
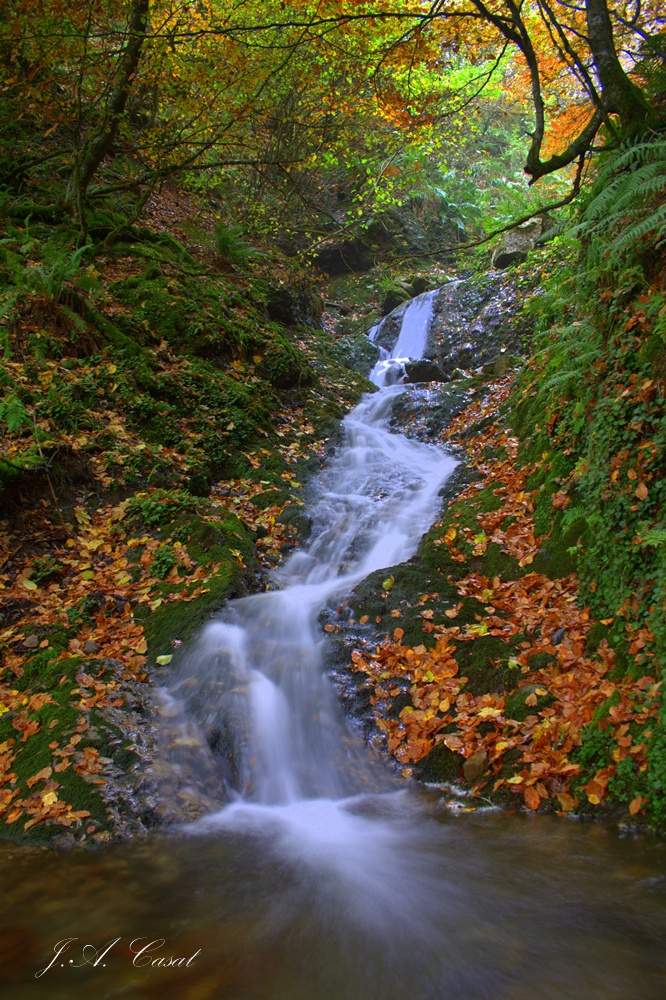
top-left (2, 296), bottom-right (666, 998)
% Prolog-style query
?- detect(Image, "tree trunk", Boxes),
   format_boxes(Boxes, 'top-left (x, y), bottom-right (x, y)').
top-left (67, 0), bottom-right (150, 212)
top-left (585, 0), bottom-right (652, 134)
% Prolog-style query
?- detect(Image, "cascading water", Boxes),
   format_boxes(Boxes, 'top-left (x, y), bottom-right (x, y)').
top-left (370, 288), bottom-right (437, 387)
top-left (161, 293), bottom-right (455, 815)
top-left (4, 292), bottom-right (666, 1000)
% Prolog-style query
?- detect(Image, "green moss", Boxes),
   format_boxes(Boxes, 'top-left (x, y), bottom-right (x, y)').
top-left (413, 741), bottom-right (463, 784)
top-left (505, 683), bottom-right (555, 722)
top-left (454, 635), bottom-right (519, 696)
top-left (252, 489), bottom-right (291, 510)
top-left (259, 333), bottom-right (314, 390)
top-left (137, 515), bottom-right (258, 653)
top-left (584, 622), bottom-right (611, 656)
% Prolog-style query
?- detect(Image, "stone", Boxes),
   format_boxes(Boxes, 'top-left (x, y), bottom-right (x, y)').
top-left (23, 635), bottom-right (39, 649)
top-left (462, 750), bottom-right (489, 783)
top-left (266, 279), bottom-right (323, 327)
top-left (480, 353), bottom-right (514, 377)
top-left (491, 220), bottom-right (543, 269)
top-left (403, 360), bottom-right (450, 384)
top-left (381, 286), bottom-right (411, 316)
top-left (83, 639), bottom-right (101, 655)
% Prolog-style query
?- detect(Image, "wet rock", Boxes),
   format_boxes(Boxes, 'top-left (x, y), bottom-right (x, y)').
top-left (463, 750), bottom-right (489, 783)
top-left (551, 627), bottom-right (566, 646)
top-left (83, 639), bottom-right (101, 655)
top-left (403, 360), bottom-right (449, 384)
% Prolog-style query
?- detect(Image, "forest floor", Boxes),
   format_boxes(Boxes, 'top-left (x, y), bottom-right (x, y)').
top-left (0, 188), bottom-right (662, 844)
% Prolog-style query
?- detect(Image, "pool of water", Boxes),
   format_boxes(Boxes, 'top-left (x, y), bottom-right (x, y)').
top-left (1, 798), bottom-right (665, 999)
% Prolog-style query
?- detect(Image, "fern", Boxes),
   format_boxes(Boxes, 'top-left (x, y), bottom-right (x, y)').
top-left (572, 136), bottom-right (666, 265)
top-left (0, 393), bottom-right (29, 432)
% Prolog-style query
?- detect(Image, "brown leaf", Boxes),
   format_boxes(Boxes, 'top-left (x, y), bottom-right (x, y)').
top-left (524, 786), bottom-right (540, 811)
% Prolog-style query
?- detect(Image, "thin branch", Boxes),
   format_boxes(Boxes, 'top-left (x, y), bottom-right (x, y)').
top-left (390, 154), bottom-right (588, 263)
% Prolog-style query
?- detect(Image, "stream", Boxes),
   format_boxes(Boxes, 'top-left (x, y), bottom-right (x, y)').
top-left (2, 293), bottom-right (665, 998)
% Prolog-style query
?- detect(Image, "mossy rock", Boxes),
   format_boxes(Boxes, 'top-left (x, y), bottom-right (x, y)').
top-left (505, 683), bottom-right (555, 722)
top-left (0, 656), bottom-right (112, 845)
top-left (135, 514), bottom-right (259, 653)
top-left (454, 635), bottom-right (519, 696)
top-left (259, 334), bottom-right (315, 390)
top-left (413, 741), bottom-right (464, 783)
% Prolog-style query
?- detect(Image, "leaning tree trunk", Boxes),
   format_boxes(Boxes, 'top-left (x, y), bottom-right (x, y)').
top-left (66, 0), bottom-right (150, 217)
top-left (585, 0), bottom-right (652, 134)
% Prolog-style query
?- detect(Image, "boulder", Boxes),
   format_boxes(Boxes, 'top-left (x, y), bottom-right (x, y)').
top-left (492, 220), bottom-right (543, 269)
top-left (313, 238), bottom-right (374, 275)
top-left (266, 279), bottom-right (323, 327)
top-left (403, 360), bottom-right (449, 384)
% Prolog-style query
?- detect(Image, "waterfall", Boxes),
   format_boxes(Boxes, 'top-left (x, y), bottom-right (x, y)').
top-left (158, 290), bottom-right (456, 907)
top-left (370, 289), bottom-right (438, 387)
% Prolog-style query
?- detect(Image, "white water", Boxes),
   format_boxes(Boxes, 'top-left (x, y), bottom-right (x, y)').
top-left (161, 292), bottom-right (456, 928)
top-left (370, 288), bottom-right (437, 387)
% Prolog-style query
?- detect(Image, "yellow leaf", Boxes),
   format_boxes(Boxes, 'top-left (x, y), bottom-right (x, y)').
top-left (155, 654), bottom-right (173, 666)
top-left (382, 575), bottom-right (395, 592)
top-left (42, 791), bottom-right (58, 807)
top-left (21, 578), bottom-right (37, 591)
top-left (107, 364), bottom-right (117, 374)
top-left (135, 638), bottom-right (148, 654)
top-left (74, 507), bottom-right (91, 527)
top-left (467, 622), bottom-right (489, 637)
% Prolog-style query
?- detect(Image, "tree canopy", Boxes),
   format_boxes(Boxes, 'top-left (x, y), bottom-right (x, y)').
top-left (0, 1), bottom-right (664, 239)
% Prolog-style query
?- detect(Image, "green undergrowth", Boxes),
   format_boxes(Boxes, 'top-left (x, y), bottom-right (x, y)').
top-left (133, 511), bottom-right (259, 654)
top-left (511, 132), bottom-right (666, 827)
top-left (0, 212), bottom-right (374, 509)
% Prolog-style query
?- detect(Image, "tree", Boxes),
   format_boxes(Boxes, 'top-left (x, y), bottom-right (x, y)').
top-left (0, 0), bottom-right (662, 241)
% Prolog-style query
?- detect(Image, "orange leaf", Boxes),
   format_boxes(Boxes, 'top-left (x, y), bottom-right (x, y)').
top-left (629, 796), bottom-right (644, 815)
top-left (635, 482), bottom-right (648, 500)
top-left (524, 786), bottom-right (540, 811)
